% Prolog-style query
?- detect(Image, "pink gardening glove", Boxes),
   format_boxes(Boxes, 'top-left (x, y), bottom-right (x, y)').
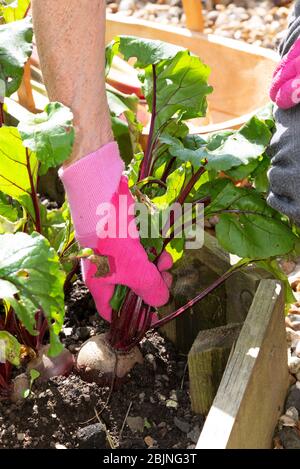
top-left (59, 142), bottom-right (172, 322)
top-left (270, 37), bottom-right (300, 109)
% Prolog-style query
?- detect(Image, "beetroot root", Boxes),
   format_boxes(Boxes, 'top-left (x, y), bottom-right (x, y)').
top-left (11, 373), bottom-right (30, 403)
top-left (27, 345), bottom-right (74, 382)
top-left (75, 333), bottom-right (143, 386)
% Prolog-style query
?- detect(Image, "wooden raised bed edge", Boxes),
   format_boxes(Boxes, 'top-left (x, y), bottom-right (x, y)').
top-left (197, 279), bottom-right (289, 449)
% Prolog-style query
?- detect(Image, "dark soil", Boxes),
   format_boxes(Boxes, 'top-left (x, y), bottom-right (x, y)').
top-left (0, 279), bottom-right (204, 449)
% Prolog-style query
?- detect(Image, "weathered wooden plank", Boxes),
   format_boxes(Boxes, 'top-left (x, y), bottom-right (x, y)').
top-left (182, 0), bottom-right (204, 32)
top-left (197, 279), bottom-right (290, 449)
top-left (188, 323), bottom-right (242, 415)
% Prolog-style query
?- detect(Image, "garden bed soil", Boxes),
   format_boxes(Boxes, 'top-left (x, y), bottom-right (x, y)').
top-left (0, 279), bottom-right (204, 449)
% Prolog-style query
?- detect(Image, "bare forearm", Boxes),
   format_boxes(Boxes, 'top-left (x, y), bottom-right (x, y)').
top-left (31, 0), bottom-right (113, 165)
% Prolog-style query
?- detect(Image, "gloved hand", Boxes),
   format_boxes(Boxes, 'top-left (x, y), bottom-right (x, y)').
top-left (270, 37), bottom-right (300, 109)
top-left (59, 142), bottom-right (172, 322)
top-left (267, 5), bottom-right (300, 225)
top-left (267, 104), bottom-right (300, 225)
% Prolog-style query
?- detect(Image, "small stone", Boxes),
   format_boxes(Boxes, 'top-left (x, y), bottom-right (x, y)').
top-left (174, 417), bottom-right (190, 433)
top-left (207, 10), bottom-right (219, 22)
top-left (296, 341), bottom-right (300, 358)
top-left (108, 2), bottom-right (119, 14)
top-left (285, 384), bottom-right (300, 413)
top-left (139, 392), bottom-right (145, 402)
top-left (187, 426), bottom-right (201, 444)
top-left (126, 416), bottom-right (145, 433)
top-left (279, 414), bottom-right (296, 428)
top-left (17, 433), bottom-right (25, 441)
top-left (62, 327), bottom-right (73, 337)
top-left (157, 393), bottom-right (166, 402)
top-left (166, 399), bottom-right (178, 409)
top-left (76, 424), bottom-right (106, 449)
top-left (279, 427), bottom-right (300, 449)
top-left (119, 0), bottom-right (135, 12)
top-left (55, 443), bottom-right (67, 449)
top-left (158, 422), bottom-right (167, 429)
top-left (78, 327), bottom-right (91, 341)
top-left (286, 328), bottom-right (300, 348)
top-left (144, 436), bottom-right (155, 447)
top-left (286, 406), bottom-right (299, 422)
top-left (145, 353), bottom-right (156, 370)
top-left (288, 356), bottom-right (300, 374)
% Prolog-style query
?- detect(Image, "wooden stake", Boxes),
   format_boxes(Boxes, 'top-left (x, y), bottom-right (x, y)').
top-left (182, 0), bottom-right (204, 32)
top-left (197, 279), bottom-right (290, 449)
top-left (188, 323), bottom-right (242, 415)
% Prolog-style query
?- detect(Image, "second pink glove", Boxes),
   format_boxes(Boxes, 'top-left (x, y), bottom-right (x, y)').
top-left (270, 37), bottom-right (300, 109)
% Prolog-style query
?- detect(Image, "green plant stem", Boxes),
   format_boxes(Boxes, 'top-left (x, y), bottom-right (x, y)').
top-left (26, 148), bottom-right (41, 233)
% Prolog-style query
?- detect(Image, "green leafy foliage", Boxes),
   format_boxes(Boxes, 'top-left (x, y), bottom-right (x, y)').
top-left (0, 192), bottom-right (23, 234)
top-left (18, 102), bottom-right (75, 175)
top-left (0, 17), bottom-right (33, 96)
top-left (1, 0), bottom-right (30, 23)
top-left (153, 165), bottom-right (186, 210)
top-left (256, 259), bottom-right (296, 313)
top-left (0, 330), bottom-right (21, 366)
top-left (23, 368), bottom-right (40, 399)
top-left (196, 179), bottom-right (296, 258)
top-left (1, 31), bottom-right (298, 370)
top-left (160, 116), bottom-right (271, 171)
top-left (107, 36), bottom-right (213, 142)
top-left (107, 35), bottom-right (298, 328)
top-left (0, 126), bottom-right (37, 218)
top-left (149, 51), bottom-right (213, 133)
top-left (107, 35), bottom-right (184, 69)
top-left (0, 232), bottom-right (66, 356)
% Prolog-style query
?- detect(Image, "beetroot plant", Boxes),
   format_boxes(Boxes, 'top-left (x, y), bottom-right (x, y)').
top-left (0, 8), bottom-right (78, 396)
top-left (0, 13), bottom-right (298, 396)
top-left (75, 36), bottom-right (298, 383)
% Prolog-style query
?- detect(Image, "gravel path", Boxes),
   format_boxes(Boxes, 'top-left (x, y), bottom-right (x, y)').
top-left (107, 0), bottom-right (295, 50)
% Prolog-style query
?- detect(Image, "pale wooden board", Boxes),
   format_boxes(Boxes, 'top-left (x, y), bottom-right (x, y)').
top-left (197, 279), bottom-right (290, 449)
